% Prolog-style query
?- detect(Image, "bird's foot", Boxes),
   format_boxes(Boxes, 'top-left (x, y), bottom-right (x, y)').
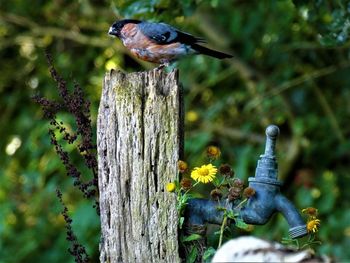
top-left (156, 62), bottom-right (170, 70)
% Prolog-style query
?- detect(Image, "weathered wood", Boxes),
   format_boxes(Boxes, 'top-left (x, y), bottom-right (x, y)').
top-left (97, 68), bottom-right (183, 263)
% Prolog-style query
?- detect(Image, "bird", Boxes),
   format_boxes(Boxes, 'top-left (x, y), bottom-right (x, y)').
top-left (212, 236), bottom-right (331, 263)
top-left (108, 19), bottom-right (233, 66)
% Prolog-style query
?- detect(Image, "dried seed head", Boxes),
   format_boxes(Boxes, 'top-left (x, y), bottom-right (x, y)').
top-left (243, 187), bottom-right (256, 198)
top-left (228, 193), bottom-right (240, 201)
top-left (233, 178), bottom-right (244, 188)
top-left (228, 187), bottom-right (241, 201)
top-left (180, 177), bottom-right (192, 190)
top-left (210, 188), bottom-right (223, 200)
top-left (229, 187), bottom-right (242, 195)
top-left (178, 160), bottom-right (188, 173)
top-left (302, 207), bottom-right (318, 218)
top-left (219, 164), bottom-right (234, 177)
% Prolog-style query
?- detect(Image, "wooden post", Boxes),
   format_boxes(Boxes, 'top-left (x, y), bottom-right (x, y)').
top-left (97, 68), bottom-right (183, 263)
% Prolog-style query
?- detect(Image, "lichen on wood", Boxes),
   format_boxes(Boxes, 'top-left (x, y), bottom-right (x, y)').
top-left (97, 68), bottom-right (183, 263)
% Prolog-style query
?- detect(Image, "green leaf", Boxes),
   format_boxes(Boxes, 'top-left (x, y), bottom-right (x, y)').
top-left (179, 217), bottom-right (185, 229)
top-left (182, 233), bottom-right (203, 242)
top-left (186, 246), bottom-right (198, 263)
top-left (235, 218), bottom-right (250, 230)
top-left (214, 230), bottom-right (221, 236)
top-left (216, 206), bottom-right (226, 212)
top-left (203, 247), bottom-right (216, 262)
top-left (227, 210), bottom-right (239, 219)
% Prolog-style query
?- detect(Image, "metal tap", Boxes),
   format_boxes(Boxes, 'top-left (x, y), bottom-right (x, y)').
top-left (240, 125), bottom-right (307, 238)
top-left (185, 125), bottom-right (307, 239)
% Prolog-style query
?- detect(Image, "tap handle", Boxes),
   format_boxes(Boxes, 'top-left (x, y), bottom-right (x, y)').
top-left (264, 125), bottom-right (280, 157)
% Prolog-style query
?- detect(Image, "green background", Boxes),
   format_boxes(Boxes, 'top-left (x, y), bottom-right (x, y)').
top-left (1, 0), bottom-right (349, 262)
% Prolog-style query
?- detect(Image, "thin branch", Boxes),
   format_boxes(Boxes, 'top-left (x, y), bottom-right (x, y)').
top-left (311, 83), bottom-right (345, 143)
top-left (196, 122), bottom-right (265, 144)
top-left (193, 11), bottom-right (276, 127)
top-left (0, 12), bottom-right (114, 48)
top-left (281, 41), bottom-right (350, 51)
top-left (248, 61), bottom-right (350, 109)
top-left (0, 12), bottom-right (153, 69)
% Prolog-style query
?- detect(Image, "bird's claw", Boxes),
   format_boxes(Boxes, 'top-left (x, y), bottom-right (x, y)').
top-left (156, 62), bottom-right (170, 70)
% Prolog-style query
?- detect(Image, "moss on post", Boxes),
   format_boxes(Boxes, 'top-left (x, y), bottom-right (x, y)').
top-left (97, 68), bottom-right (183, 262)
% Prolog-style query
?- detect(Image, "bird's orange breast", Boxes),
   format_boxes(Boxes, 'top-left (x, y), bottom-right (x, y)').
top-left (120, 24), bottom-right (185, 63)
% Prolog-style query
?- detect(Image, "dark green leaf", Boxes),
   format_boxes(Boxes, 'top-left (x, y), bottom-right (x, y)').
top-left (203, 247), bottom-right (216, 262)
top-left (182, 233), bottom-right (203, 242)
top-left (186, 246), bottom-right (198, 263)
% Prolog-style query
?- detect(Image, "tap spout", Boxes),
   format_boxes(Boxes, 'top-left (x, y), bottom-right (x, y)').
top-left (185, 198), bottom-right (231, 225)
top-left (239, 188), bottom-right (307, 238)
top-left (275, 194), bottom-right (307, 238)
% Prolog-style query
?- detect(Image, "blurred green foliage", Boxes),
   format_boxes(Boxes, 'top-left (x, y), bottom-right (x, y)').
top-left (1, 0), bottom-right (350, 262)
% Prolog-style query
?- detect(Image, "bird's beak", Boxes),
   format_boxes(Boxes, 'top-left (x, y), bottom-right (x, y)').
top-left (108, 27), bottom-right (116, 37)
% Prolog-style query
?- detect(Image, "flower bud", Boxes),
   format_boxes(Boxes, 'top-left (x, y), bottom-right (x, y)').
top-left (206, 146), bottom-right (221, 159)
top-left (166, 182), bottom-right (176, 192)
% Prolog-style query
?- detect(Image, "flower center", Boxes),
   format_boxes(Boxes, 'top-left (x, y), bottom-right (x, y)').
top-left (198, 168), bottom-right (209, 176)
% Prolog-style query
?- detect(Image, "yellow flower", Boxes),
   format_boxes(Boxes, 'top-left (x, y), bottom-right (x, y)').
top-left (206, 146), bottom-right (221, 159)
top-left (166, 182), bottom-right (176, 192)
top-left (307, 219), bottom-right (321, 233)
top-left (245, 224), bottom-right (255, 232)
top-left (186, 111), bottom-right (199, 122)
top-left (302, 207), bottom-right (318, 219)
top-left (191, 164), bottom-right (217, 183)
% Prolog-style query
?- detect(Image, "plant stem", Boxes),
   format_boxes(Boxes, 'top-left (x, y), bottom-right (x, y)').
top-left (218, 215), bottom-right (227, 249)
top-left (234, 198), bottom-right (248, 209)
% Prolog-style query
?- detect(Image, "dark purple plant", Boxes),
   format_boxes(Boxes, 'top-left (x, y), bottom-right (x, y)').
top-left (33, 52), bottom-right (100, 262)
top-left (56, 189), bottom-right (90, 263)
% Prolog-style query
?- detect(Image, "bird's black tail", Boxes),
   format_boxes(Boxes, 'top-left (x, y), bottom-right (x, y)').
top-left (191, 44), bottom-right (233, 59)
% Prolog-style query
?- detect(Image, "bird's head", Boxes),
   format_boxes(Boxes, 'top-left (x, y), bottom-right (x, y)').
top-left (108, 19), bottom-right (141, 38)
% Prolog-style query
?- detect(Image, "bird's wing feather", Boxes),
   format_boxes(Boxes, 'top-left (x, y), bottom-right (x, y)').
top-left (138, 22), bottom-right (206, 45)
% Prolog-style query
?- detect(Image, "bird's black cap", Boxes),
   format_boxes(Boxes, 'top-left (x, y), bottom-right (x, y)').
top-left (108, 19), bottom-right (142, 37)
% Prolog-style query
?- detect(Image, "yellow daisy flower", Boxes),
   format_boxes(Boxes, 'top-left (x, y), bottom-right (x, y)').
top-left (191, 164), bottom-right (217, 183)
top-left (307, 219), bottom-right (321, 233)
top-left (166, 182), bottom-right (176, 192)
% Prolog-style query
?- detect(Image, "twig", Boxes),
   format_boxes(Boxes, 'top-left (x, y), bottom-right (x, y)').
top-left (218, 215), bottom-right (227, 249)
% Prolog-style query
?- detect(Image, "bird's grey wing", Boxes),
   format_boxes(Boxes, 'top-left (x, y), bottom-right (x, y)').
top-left (138, 22), bottom-right (206, 45)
